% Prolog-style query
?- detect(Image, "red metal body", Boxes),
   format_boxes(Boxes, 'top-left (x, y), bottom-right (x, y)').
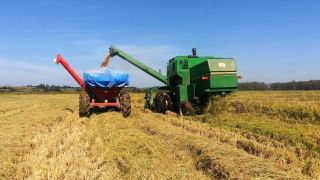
top-left (55, 55), bottom-right (121, 108)
top-left (55, 55), bottom-right (85, 90)
top-left (88, 87), bottom-right (122, 108)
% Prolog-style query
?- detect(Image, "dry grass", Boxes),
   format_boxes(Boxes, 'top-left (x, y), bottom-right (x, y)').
top-left (0, 94), bottom-right (77, 178)
top-left (0, 91), bottom-right (319, 179)
top-left (225, 91), bottom-right (320, 122)
top-left (204, 91), bottom-right (320, 178)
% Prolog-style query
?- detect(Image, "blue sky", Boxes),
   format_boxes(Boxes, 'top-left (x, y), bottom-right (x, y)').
top-left (0, 0), bottom-right (319, 87)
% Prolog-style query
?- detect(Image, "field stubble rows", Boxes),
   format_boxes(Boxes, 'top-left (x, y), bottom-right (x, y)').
top-left (0, 91), bottom-right (319, 179)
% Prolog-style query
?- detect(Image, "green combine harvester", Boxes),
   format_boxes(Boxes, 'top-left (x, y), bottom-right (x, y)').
top-left (109, 45), bottom-right (240, 115)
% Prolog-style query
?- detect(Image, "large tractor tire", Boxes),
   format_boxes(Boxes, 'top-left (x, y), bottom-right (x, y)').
top-left (79, 91), bottom-right (91, 117)
top-left (154, 93), bottom-right (172, 114)
top-left (179, 101), bottom-right (194, 116)
top-left (120, 93), bottom-right (131, 117)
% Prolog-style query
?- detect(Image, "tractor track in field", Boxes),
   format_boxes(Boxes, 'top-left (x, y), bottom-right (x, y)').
top-left (165, 115), bottom-right (298, 164)
top-left (132, 117), bottom-right (230, 179)
top-left (0, 104), bottom-right (41, 118)
top-left (129, 112), bottom-right (302, 178)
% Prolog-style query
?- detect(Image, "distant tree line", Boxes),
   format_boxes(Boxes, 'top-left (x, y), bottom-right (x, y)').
top-left (0, 84), bottom-right (143, 93)
top-left (27, 84), bottom-right (77, 90)
top-left (0, 84), bottom-right (82, 93)
top-left (239, 80), bottom-right (320, 91)
top-left (2, 81), bottom-right (320, 93)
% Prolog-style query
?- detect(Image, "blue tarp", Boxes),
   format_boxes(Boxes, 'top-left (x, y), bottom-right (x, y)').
top-left (83, 68), bottom-right (129, 88)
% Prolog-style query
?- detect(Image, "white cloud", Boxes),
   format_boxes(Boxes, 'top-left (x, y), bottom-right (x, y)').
top-left (0, 59), bottom-right (57, 73)
top-left (0, 59), bottom-right (79, 86)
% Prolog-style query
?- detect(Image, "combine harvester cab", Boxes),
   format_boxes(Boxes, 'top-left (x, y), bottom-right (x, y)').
top-left (54, 55), bottom-right (131, 117)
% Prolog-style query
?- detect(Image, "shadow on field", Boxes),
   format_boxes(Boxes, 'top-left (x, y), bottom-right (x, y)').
top-left (91, 107), bottom-right (118, 114)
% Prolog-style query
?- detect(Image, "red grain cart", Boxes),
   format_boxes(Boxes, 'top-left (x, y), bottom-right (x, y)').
top-left (54, 55), bottom-right (131, 117)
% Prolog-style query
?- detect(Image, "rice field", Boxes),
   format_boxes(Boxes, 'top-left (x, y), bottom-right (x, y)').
top-left (226, 91), bottom-right (320, 122)
top-left (0, 91), bottom-right (319, 179)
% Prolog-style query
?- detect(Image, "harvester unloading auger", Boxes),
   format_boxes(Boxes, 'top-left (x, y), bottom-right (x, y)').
top-left (108, 45), bottom-right (240, 115)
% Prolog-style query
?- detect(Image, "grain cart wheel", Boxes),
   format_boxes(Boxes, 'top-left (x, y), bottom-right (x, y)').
top-left (120, 93), bottom-right (131, 117)
top-left (154, 93), bottom-right (172, 114)
top-left (79, 91), bottom-right (91, 117)
top-left (179, 101), bottom-right (194, 116)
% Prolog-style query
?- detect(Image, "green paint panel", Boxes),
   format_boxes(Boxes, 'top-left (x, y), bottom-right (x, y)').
top-left (210, 75), bottom-right (238, 89)
top-left (174, 85), bottom-right (188, 102)
top-left (174, 84), bottom-right (195, 103)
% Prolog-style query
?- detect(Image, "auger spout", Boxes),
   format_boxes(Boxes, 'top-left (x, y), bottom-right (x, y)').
top-left (109, 45), bottom-right (169, 86)
top-left (54, 55), bottom-right (85, 90)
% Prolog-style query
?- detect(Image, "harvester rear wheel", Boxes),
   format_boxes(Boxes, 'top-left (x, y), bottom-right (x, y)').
top-left (79, 91), bottom-right (91, 117)
top-left (120, 93), bottom-right (131, 117)
top-left (179, 101), bottom-right (194, 116)
top-left (154, 93), bottom-right (172, 114)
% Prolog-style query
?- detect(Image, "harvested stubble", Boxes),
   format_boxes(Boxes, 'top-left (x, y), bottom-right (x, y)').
top-left (0, 92), bottom-right (319, 179)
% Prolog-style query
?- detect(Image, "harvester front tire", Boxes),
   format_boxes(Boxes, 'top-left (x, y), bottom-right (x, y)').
top-left (154, 93), bottom-right (172, 114)
top-left (79, 91), bottom-right (91, 117)
top-left (120, 93), bottom-right (131, 117)
top-left (179, 101), bottom-right (194, 116)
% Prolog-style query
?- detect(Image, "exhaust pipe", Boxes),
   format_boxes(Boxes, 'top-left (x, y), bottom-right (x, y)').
top-left (192, 48), bottom-right (197, 56)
